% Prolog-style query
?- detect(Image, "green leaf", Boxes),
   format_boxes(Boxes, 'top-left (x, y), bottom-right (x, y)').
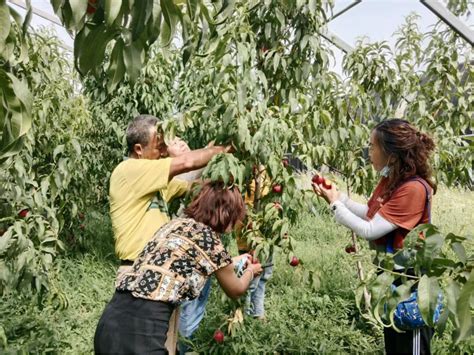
top-left (160, 14), bottom-right (172, 46)
top-left (123, 41), bottom-right (144, 83)
top-left (51, 0), bottom-right (63, 13)
top-left (374, 295), bottom-right (389, 326)
top-left (0, 136), bottom-right (24, 163)
top-left (182, 42), bottom-right (193, 66)
top-left (75, 25), bottom-right (113, 76)
top-left (21, 0), bottom-right (32, 36)
top-left (130, 0), bottom-right (153, 41)
top-left (417, 275), bottom-right (441, 327)
top-left (41, 179), bottom-right (49, 198)
top-left (236, 120), bottom-right (249, 150)
top-left (160, 0), bottom-right (181, 45)
top-left (105, 0), bottom-right (122, 25)
top-left (53, 145), bottom-right (65, 160)
top-left (0, 231), bottom-right (14, 256)
top-left (273, 53), bottom-right (280, 72)
top-left (0, 325), bottom-right (7, 348)
top-left (69, 0), bottom-right (87, 27)
top-left (0, 2), bottom-right (11, 44)
top-left (7, 73), bottom-right (32, 116)
top-left (195, 36), bottom-right (221, 57)
top-left (0, 70), bottom-right (31, 157)
top-left (420, 232), bottom-right (444, 268)
top-left (455, 269), bottom-right (474, 343)
top-left (71, 138), bottom-right (81, 155)
top-left (198, 1), bottom-right (212, 24)
top-left (264, 22), bottom-right (271, 40)
top-left (186, 0), bottom-right (198, 20)
top-left (370, 272), bottom-right (394, 310)
top-left (451, 242), bottom-right (467, 264)
top-left (147, 0), bottom-right (162, 43)
top-left (256, 70), bottom-right (267, 92)
top-left (275, 8), bottom-right (284, 26)
top-left (107, 39), bottom-right (126, 90)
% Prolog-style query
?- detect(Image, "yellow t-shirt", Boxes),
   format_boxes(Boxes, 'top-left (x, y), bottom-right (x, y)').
top-left (109, 158), bottom-right (189, 260)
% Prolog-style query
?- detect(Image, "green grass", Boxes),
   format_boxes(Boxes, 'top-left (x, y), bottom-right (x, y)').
top-left (1, 186), bottom-right (472, 353)
top-left (431, 185), bottom-right (473, 235)
top-left (0, 210), bottom-right (117, 353)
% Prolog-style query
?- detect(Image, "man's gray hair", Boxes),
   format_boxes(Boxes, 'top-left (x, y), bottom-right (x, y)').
top-left (126, 115), bottom-right (159, 155)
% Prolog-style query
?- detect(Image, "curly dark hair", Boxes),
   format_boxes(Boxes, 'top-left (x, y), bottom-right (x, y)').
top-left (184, 181), bottom-right (246, 233)
top-left (373, 119), bottom-right (437, 198)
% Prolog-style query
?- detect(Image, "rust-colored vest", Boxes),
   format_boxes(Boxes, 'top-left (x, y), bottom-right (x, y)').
top-left (367, 177), bottom-right (431, 252)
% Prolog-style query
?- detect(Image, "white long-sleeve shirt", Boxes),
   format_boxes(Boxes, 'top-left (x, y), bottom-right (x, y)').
top-left (330, 193), bottom-right (397, 240)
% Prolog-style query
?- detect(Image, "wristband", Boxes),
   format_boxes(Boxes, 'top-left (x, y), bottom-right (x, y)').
top-left (243, 268), bottom-right (254, 280)
top-left (329, 200), bottom-right (341, 213)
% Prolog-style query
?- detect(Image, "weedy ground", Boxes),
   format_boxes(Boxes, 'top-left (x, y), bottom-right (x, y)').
top-left (1, 185), bottom-right (472, 354)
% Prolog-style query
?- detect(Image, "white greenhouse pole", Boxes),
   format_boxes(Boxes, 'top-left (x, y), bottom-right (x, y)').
top-left (421, 0), bottom-right (474, 45)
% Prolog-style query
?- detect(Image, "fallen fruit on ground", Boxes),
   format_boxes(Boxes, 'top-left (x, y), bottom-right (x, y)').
top-left (290, 256), bottom-right (299, 267)
top-left (345, 245), bottom-right (356, 254)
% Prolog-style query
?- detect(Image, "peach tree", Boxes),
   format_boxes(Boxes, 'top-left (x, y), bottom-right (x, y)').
top-left (0, 29), bottom-right (102, 299)
top-left (0, 0), bottom-right (468, 349)
top-left (75, 0), bottom-right (471, 348)
top-left (0, 1), bottom-right (32, 162)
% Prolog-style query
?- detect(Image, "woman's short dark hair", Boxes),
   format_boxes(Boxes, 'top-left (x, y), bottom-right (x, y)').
top-left (184, 181), bottom-right (246, 233)
top-left (373, 118), bottom-right (436, 197)
top-left (126, 115), bottom-right (159, 155)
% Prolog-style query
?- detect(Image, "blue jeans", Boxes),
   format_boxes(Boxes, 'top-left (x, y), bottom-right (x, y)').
top-left (178, 278), bottom-right (212, 354)
top-left (245, 254), bottom-right (273, 317)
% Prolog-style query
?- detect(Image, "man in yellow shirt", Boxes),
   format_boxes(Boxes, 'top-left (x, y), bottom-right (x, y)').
top-left (110, 114), bottom-right (231, 262)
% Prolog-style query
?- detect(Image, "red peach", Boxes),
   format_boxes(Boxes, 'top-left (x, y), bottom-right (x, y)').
top-left (213, 329), bottom-right (224, 343)
top-left (312, 174), bottom-right (325, 185)
top-left (289, 256), bottom-right (299, 267)
top-left (272, 184), bottom-right (283, 194)
top-left (322, 179), bottom-right (332, 190)
top-left (87, 0), bottom-right (97, 14)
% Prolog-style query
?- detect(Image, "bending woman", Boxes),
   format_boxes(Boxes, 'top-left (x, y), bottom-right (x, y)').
top-left (313, 119), bottom-right (436, 355)
top-left (94, 181), bottom-right (263, 354)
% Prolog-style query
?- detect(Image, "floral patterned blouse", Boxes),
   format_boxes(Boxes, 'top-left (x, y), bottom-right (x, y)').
top-left (116, 217), bottom-right (232, 304)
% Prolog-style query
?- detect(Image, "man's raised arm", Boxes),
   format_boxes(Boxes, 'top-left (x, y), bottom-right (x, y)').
top-left (168, 145), bottom-right (231, 180)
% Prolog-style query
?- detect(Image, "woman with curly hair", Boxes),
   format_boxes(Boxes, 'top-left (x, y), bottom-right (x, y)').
top-left (313, 119), bottom-right (436, 355)
top-left (94, 181), bottom-right (263, 354)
